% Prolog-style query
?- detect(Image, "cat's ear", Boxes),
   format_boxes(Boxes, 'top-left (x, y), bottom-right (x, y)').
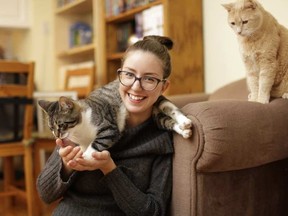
top-left (38, 100), bottom-right (52, 113)
top-left (59, 96), bottom-right (74, 111)
top-left (222, 3), bottom-right (233, 12)
top-left (244, 0), bottom-right (258, 10)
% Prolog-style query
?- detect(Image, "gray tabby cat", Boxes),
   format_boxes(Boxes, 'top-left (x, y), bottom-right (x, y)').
top-left (38, 80), bottom-right (192, 160)
top-left (223, 0), bottom-right (288, 104)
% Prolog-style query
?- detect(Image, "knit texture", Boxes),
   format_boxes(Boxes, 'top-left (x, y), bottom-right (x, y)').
top-left (37, 117), bottom-right (174, 216)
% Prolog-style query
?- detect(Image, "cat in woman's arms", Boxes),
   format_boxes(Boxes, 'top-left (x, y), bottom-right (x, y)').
top-left (223, 0), bottom-right (288, 104)
top-left (38, 80), bottom-right (192, 160)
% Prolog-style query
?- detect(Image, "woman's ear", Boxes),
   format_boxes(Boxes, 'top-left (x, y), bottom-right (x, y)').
top-left (161, 80), bottom-right (170, 94)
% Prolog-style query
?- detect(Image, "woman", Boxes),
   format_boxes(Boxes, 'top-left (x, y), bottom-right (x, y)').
top-left (37, 35), bottom-right (174, 216)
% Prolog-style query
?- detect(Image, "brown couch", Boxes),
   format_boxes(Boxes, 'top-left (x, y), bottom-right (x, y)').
top-left (168, 79), bottom-right (288, 216)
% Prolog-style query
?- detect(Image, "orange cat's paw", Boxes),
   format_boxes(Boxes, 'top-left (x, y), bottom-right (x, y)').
top-left (248, 93), bottom-right (257, 102)
top-left (257, 96), bottom-right (270, 104)
top-left (282, 93), bottom-right (288, 99)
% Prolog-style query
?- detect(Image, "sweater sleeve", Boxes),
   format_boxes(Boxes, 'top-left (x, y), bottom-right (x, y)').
top-left (36, 148), bottom-right (78, 204)
top-left (103, 153), bottom-right (173, 216)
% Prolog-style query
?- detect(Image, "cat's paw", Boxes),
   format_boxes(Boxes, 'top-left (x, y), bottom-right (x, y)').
top-left (282, 93), bottom-right (288, 99)
top-left (248, 93), bottom-right (257, 102)
top-left (182, 129), bottom-right (192, 139)
top-left (177, 116), bottom-right (192, 130)
top-left (257, 96), bottom-right (270, 104)
top-left (82, 145), bottom-right (97, 160)
top-left (173, 123), bottom-right (192, 139)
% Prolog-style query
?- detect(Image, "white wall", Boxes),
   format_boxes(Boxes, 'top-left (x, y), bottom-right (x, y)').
top-left (203, 0), bottom-right (288, 93)
top-left (0, 0), bottom-right (54, 91)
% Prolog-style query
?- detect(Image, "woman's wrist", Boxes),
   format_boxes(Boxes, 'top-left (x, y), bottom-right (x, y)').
top-left (60, 161), bottom-right (74, 181)
top-left (100, 158), bottom-right (117, 175)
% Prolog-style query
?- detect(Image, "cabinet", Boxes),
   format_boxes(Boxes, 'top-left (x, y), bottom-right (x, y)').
top-left (54, 0), bottom-right (203, 94)
top-left (0, 0), bottom-right (29, 28)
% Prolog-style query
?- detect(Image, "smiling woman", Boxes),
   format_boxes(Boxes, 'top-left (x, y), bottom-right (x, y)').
top-left (37, 35), bottom-right (192, 216)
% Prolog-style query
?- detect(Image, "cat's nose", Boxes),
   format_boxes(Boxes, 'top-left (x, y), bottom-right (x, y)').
top-left (54, 131), bottom-right (60, 138)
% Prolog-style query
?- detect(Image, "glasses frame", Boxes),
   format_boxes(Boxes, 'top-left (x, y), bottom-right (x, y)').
top-left (117, 69), bottom-right (166, 91)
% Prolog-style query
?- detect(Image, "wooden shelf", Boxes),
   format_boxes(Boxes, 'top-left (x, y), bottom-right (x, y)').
top-left (57, 43), bottom-right (94, 58)
top-left (107, 52), bottom-right (124, 61)
top-left (53, 0), bottom-right (204, 94)
top-left (106, 0), bottom-right (162, 23)
top-left (56, 0), bottom-right (93, 15)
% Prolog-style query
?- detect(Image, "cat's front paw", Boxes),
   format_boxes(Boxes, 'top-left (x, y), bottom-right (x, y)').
top-left (248, 93), bottom-right (257, 102)
top-left (257, 96), bottom-right (270, 104)
top-left (182, 129), bottom-right (192, 139)
top-left (282, 93), bottom-right (288, 99)
top-left (82, 145), bottom-right (97, 160)
top-left (177, 116), bottom-right (192, 130)
top-left (173, 124), bottom-right (192, 139)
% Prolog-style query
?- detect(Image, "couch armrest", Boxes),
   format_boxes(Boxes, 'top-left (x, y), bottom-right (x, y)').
top-left (168, 93), bottom-right (209, 108)
top-left (175, 98), bottom-right (288, 172)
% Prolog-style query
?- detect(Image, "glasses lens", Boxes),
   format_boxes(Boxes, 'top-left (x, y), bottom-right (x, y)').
top-left (141, 76), bottom-right (158, 90)
top-left (119, 71), bottom-right (135, 86)
top-left (118, 70), bottom-right (161, 91)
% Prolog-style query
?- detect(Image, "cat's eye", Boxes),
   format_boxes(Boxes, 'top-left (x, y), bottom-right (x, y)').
top-left (231, 22), bottom-right (235, 25)
top-left (64, 120), bottom-right (77, 124)
top-left (242, 20), bottom-right (248, 24)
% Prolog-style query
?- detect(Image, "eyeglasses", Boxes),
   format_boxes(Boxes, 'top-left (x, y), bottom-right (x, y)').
top-left (117, 69), bottom-right (166, 91)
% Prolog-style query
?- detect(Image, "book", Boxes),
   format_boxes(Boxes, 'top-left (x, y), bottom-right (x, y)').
top-left (69, 22), bottom-right (92, 48)
top-left (116, 21), bottom-right (135, 52)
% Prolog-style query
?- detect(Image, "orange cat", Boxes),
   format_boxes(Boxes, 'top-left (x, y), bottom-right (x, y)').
top-left (223, 0), bottom-right (288, 104)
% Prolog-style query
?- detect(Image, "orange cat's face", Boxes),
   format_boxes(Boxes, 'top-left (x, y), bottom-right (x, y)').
top-left (223, 0), bottom-right (263, 37)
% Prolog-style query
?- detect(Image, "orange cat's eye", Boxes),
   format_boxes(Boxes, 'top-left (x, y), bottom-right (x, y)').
top-left (231, 22), bottom-right (235, 25)
top-left (242, 20), bottom-right (248, 24)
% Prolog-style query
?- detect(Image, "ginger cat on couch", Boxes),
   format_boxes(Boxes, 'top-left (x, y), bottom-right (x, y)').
top-left (223, 0), bottom-right (288, 104)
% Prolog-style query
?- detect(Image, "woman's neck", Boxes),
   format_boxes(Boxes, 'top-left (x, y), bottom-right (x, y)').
top-left (126, 112), bottom-right (151, 128)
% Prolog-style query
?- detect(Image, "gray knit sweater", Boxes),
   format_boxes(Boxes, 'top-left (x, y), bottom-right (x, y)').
top-left (36, 117), bottom-right (174, 216)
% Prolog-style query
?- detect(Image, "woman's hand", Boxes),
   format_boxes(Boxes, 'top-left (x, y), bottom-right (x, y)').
top-left (73, 151), bottom-right (116, 175)
top-left (56, 138), bottom-right (116, 175)
top-left (56, 138), bottom-right (83, 177)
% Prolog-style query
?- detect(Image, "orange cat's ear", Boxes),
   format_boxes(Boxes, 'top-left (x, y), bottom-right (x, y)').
top-left (222, 3), bottom-right (233, 12)
top-left (244, 0), bottom-right (257, 10)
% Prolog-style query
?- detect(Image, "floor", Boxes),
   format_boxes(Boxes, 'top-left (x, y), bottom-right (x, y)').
top-left (0, 197), bottom-right (55, 216)
top-left (0, 180), bottom-right (55, 216)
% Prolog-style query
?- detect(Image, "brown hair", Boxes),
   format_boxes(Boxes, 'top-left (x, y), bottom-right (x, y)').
top-left (122, 35), bottom-right (173, 79)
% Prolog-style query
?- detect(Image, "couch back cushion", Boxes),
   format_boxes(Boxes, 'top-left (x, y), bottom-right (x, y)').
top-left (209, 78), bottom-right (249, 101)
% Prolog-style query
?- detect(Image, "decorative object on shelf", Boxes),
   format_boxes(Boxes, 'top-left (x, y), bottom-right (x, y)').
top-left (116, 21), bottom-right (135, 52)
top-left (69, 22), bottom-right (92, 48)
top-left (142, 4), bottom-right (163, 36)
top-left (105, 0), bottom-right (156, 17)
top-left (57, 0), bottom-right (76, 8)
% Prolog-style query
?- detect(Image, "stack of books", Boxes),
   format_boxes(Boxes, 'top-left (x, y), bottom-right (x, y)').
top-left (69, 22), bottom-right (93, 48)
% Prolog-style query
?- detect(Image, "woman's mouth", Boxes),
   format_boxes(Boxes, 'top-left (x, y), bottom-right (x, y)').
top-left (128, 93), bottom-right (145, 102)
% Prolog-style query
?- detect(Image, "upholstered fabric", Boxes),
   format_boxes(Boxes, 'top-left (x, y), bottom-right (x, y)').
top-left (168, 78), bottom-right (288, 216)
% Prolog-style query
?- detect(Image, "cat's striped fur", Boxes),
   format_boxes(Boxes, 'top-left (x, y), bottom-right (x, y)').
top-left (38, 80), bottom-right (192, 160)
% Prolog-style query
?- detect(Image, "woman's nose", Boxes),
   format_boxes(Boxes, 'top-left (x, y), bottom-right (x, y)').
top-left (131, 79), bottom-right (142, 90)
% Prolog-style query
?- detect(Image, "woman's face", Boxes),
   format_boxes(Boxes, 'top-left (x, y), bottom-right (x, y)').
top-left (119, 50), bottom-right (169, 123)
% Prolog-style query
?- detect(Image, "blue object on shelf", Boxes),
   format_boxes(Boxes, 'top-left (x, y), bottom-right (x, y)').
top-left (69, 22), bottom-right (92, 48)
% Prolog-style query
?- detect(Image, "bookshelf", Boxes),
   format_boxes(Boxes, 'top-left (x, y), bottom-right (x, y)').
top-left (54, 0), bottom-right (106, 89)
top-left (54, 0), bottom-right (204, 94)
top-left (102, 0), bottom-right (204, 95)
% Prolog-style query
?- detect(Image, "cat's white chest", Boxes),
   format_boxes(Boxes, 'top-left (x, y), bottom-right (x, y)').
top-left (67, 108), bottom-right (97, 151)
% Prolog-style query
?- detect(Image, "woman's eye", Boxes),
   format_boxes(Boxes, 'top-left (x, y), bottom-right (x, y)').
top-left (242, 20), bottom-right (248, 24)
top-left (143, 76), bottom-right (157, 83)
top-left (124, 72), bottom-right (135, 78)
top-left (231, 22), bottom-right (235, 25)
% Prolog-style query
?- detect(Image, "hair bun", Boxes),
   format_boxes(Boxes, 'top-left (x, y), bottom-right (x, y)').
top-left (143, 35), bottom-right (173, 50)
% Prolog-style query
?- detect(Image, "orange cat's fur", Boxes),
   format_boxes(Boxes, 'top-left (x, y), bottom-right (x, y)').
top-left (223, 0), bottom-right (288, 104)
